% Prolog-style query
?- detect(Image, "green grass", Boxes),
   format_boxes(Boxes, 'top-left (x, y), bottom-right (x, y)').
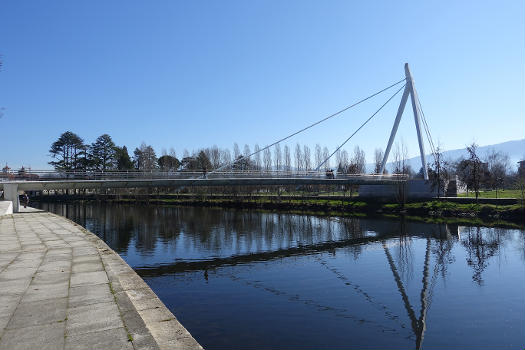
top-left (458, 189), bottom-right (524, 199)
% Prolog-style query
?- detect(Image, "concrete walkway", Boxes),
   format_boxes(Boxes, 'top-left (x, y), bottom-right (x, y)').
top-left (0, 209), bottom-right (203, 350)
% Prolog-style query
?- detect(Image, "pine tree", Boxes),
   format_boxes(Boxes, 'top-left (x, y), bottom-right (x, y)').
top-left (90, 134), bottom-right (116, 171)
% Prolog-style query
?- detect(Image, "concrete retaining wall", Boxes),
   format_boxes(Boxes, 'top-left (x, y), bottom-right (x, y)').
top-left (0, 201), bottom-right (13, 216)
top-left (359, 180), bottom-right (440, 200)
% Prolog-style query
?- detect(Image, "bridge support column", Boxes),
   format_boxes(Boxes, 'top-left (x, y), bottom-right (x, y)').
top-left (4, 183), bottom-right (20, 213)
top-left (379, 84), bottom-right (410, 175)
top-left (380, 63), bottom-right (429, 180)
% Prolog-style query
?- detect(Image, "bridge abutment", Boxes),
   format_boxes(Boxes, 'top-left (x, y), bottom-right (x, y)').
top-left (3, 183), bottom-right (19, 213)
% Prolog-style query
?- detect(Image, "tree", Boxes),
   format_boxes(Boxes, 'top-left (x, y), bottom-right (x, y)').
top-left (134, 142), bottom-right (157, 170)
top-left (303, 145), bottom-right (311, 171)
top-left (284, 145), bottom-right (291, 171)
top-left (133, 147), bottom-right (143, 170)
top-left (233, 143), bottom-right (240, 159)
top-left (294, 143), bottom-right (303, 171)
top-left (263, 148), bottom-right (272, 171)
top-left (197, 150), bottom-right (212, 171)
top-left (220, 149), bottom-right (231, 168)
top-left (322, 147), bottom-right (331, 170)
top-left (374, 148), bottom-right (384, 174)
top-left (181, 155), bottom-right (199, 170)
top-left (315, 144), bottom-right (322, 172)
top-left (115, 146), bottom-right (134, 170)
top-left (49, 131), bottom-right (86, 171)
top-left (90, 134), bottom-right (116, 171)
top-left (158, 155), bottom-right (180, 171)
top-left (392, 141), bottom-right (411, 175)
top-left (338, 150), bottom-right (349, 173)
top-left (274, 144), bottom-right (282, 170)
top-left (456, 143), bottom-right (488, 199)
top-left (243, 145), bottom-right (251, 162)
top-left (485, 149), bottom-right (509, 196)
top-left (348, 146), bottom-right (366, 174)
top-left (210, 145), bottom-right (221, 169)
top-left (254, 144), bottom-right (261, 170)
top-left (428, 146), bottom-right (449, 197)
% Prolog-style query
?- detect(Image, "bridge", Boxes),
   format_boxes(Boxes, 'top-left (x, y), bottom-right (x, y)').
top-left (1, 63), bottom-right (437, 212)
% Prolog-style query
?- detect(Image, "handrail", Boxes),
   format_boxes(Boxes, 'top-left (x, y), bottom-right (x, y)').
top-left (0, 169), bottom-right (409, 182)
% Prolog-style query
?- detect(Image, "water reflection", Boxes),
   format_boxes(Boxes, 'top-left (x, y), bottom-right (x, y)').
top-left (36, 202), bottom-right (525, 349)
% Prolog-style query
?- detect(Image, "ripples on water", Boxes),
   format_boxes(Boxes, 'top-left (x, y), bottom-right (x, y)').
top-left (37, 202), bottom-right (525, 349)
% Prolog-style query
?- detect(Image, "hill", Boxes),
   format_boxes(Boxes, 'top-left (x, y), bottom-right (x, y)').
top-left (384, 139), bottom-right (524, 173)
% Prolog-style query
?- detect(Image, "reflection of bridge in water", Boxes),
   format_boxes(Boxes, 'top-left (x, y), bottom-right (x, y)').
top-left (130, 216), bottom-right (454, 349)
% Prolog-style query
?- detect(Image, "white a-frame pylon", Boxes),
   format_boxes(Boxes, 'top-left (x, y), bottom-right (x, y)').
top-left (380, 63), bottom-right (428, 180)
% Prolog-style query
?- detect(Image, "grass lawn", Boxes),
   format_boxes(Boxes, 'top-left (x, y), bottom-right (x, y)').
top-left (458, 189), bottom-right (524, 199)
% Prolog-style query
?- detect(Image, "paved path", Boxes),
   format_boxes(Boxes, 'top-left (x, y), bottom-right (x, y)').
top-left (0, 209), bottom-right (203, 350)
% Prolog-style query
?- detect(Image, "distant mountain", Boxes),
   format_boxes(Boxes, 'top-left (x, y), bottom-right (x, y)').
top-left (383, 139), bottom-right (525, 173)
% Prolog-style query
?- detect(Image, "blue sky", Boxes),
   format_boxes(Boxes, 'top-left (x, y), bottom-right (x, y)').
top-left (1, 0), bottom-right (523, 169)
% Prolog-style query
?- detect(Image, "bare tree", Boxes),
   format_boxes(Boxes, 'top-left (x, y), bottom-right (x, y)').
top-left (274, 144), bottom-right (282, 170)
top-left (243, 144), bottom-right (251, 160)
top-left (294, 143), bottom-right (303, 171)
top-left (347, 146), bottom-right (366, 174)
top-left (183, 149), bottom-right (190, 158)
top-left (335, 149), bottom-right (342, 171)
top-left (322, 147), bottom-right (331, 170)
top-left (457, 143), bottom-right (486, 199)
top-left (392, 141), bottom-right (410, 175)
top-left (485, 148), bottom-right (509, 196)
top-left (210, 145), bottom-right (221, 169)
top-left (339, 149), bottom-right (349, 173)
top-left (427, 146), bottom-right (450, 197)
top-left (284, 145), bottom-right (291, 171)
top-left (135, 142), bottom-right (157, 171)
top-left (354, 146), bottom-right (366, 173)
top-left (169, 147), bottom-right (177, 159)
top-left (315, 144), bottom-right (322, 172)
top-left (263, 147), bottom-right (272, 171)
top-left (303, 145), bottom-right (311, 171)
top-left (254, 144), bottom-right (261, 170)
top-left (221, 148), bottom-right (231, 169)
top-left (233, 143), bottom-right (240, 160)
top-left (374, 148), bottom-right (384, 174)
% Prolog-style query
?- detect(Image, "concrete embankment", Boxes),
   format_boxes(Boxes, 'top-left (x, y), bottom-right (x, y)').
top-left (0, 208), bottom-right (203, 350)
top-left (32, 193), bottom-right (525, 226)
top-left (0, 201), bottom-right (13, 216)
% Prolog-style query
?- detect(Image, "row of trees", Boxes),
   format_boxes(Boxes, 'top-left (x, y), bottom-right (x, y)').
top-left (48, 131), bottom-right (373, 174)
top-left (48, 132), bottom-right (519, 197)
top-left (49, 132), bottom-right (135, 171)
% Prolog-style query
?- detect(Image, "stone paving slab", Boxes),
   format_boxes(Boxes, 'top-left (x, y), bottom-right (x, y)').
top-left (0, 211), bottom-right (203, 350)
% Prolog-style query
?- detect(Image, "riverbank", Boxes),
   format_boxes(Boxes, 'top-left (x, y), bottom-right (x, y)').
top-left (0, 209), bottom-right (203, 350)
top-left (31, 194), bottom-right (525, 228)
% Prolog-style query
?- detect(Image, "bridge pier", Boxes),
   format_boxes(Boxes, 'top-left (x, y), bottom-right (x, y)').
top-left (3, 183), bottom-right (20, 213)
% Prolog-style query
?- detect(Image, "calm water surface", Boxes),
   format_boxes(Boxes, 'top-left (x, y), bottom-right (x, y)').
top-left (36, 202), bottom-right (525, 349)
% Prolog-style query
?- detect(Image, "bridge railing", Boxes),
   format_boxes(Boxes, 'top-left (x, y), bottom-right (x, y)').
top-left (0, 169), bottom-right (408, 182)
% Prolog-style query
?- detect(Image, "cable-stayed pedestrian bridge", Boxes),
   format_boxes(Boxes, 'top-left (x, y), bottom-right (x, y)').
top-left (1, 171), bottom-right (407, 190)
top-left (2, 63), bottom-right (437, 212)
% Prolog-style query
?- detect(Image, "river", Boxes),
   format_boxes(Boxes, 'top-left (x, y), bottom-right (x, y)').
top-left (35, 202), bottom-right (525, 349)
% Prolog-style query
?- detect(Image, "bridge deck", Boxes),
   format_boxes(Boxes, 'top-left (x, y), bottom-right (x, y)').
top-left (1, 176), bottom-right (404, 191)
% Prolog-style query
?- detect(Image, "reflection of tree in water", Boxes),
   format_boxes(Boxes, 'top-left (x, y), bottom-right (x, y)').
top-left (45, 203), bottom-right (369, 257)
top-left (394, 220), bottom-right (414, 283)
top-left (519, 230), bottom-right (525, 261)
top-left (431, 226), bottom-right (456, 285)
top-left (461, 227), bottom-right (503, 285)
